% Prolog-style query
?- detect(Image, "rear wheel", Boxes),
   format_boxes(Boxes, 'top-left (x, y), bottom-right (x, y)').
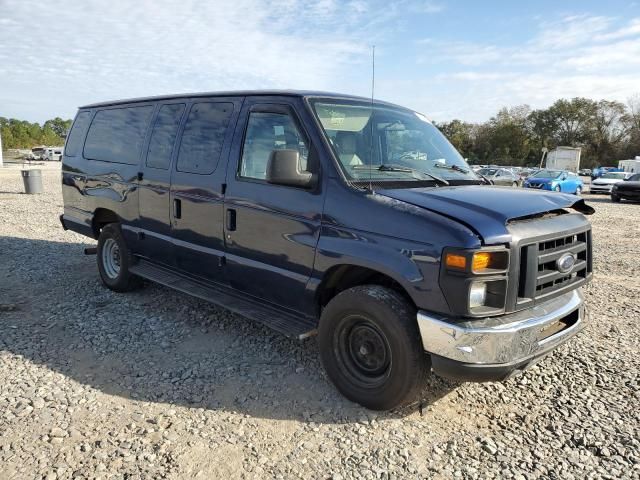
top-left (512, 181), bottom-right (519, 188)
top-left (97, 223), bottom-right (141, 292)
top-left (318, 285), bottom-right (429, 410)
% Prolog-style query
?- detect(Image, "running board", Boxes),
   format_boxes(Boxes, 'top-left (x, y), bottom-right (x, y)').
top-left (130, 259), bottom-right (317, 340)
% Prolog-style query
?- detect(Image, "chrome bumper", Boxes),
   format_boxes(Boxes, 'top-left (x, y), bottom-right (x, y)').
top-left (589, 185), bottom-right (613, 193)
top-left (417, 289), bottom-right (586, 373)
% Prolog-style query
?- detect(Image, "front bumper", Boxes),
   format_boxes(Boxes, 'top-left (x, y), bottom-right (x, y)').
top-left (417, 289), bottom-right (587, 381)
top-left (590, 184), bottom-right (613, 193)
top-left (615, 189), bottom-right (640, 199)
top-left (524, 183), bottom-right (552, 191)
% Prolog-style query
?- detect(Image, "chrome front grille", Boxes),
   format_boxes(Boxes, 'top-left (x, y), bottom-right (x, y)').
top-left (517, 228), bottom-right (592, 303)
top-left (535, 232), bottom-right (589, 295)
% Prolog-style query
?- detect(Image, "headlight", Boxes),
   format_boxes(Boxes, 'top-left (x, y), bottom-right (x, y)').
top-left (469, 282), bottom-right (487, 308)
top-left (441, 248), bottom-right (510, 317)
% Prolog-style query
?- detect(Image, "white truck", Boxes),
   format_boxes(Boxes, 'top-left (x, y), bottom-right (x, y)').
top-left (618, 157), bottom-right (640, 174)
top-left (545, 147), bottom-right (581, 172)
top-left (42, 147), bottom-right (64, 161)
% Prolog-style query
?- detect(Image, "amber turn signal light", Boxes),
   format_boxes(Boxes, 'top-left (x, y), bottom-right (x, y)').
top-left (472, 252), bottom-right (492, 271)
top-left (445, 253), bottom-right (467, 269)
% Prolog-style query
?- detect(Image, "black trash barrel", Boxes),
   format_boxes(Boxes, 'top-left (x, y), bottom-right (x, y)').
top-left (21, 169), bottom-right (43, 194)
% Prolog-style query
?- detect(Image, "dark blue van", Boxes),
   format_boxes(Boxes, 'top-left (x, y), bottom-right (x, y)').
top-left (60, 91), bottom-right (594, 410)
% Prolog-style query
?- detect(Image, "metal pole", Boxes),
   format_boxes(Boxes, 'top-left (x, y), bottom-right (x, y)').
top-left (539, 147), bottom-right (548, 169)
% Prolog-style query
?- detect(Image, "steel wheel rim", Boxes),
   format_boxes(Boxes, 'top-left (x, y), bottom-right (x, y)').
top-left (101, 238), bottom-right (121, 279)
top-left (335, 315), bottom-right (392, 388)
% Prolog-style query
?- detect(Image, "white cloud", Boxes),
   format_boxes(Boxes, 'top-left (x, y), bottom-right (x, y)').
top-left (410, 14), bottom-right (640, 120)
top-left (0, 0), bottom-right (388, 121)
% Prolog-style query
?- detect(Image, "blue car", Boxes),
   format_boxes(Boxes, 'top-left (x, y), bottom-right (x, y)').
top-left (524, 169), bottom-right (583, 194)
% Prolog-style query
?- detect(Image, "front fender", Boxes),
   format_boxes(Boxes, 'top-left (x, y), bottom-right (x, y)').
top-left (312, 225), bottom-right (451, 313)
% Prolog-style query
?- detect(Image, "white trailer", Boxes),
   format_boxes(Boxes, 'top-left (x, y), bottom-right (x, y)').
top-left (545, 147), bottom-right (581, 172)
top-left (618, 157), bottom-right (640, 174)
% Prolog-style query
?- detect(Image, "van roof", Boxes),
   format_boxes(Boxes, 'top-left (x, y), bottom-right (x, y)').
top-left (79, 90), bottom-right (404, 110)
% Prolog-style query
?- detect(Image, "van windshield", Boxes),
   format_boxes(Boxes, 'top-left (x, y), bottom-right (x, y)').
top-left (310, 100), bottom-right (478, 183)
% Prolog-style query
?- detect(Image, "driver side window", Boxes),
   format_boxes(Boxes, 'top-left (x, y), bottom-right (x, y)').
top-left (239, 112), bottom-right (308, 180)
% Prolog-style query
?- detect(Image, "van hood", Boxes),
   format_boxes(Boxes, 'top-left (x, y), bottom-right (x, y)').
top-left (378, 185), bottom-right (594, 244)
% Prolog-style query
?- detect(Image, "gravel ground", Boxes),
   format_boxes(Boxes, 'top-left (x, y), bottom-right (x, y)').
top-left (1, 164), bottom-right (638, 480)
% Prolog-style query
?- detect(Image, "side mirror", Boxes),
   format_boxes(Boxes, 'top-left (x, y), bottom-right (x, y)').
top-left (266, 149), bottom-right (315, 188)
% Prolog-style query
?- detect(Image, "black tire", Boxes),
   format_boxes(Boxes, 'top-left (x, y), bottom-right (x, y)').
top-left (96, 223), bottom-right (141, 292)
top-left (554, 185), bottom-right (561, 192)
top-left (318, 285), bottom-right (429, 410)
top-left (611, 194), bottom-right (621, 203)
top-left (512, 181), bottom-right (519, 188)
top-left (575, 186), bottom-right (582, 195)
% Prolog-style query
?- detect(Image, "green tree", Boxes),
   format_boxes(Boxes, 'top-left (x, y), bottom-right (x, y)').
top-left (43, 117), bottom-right (72, 138)
top-left (436, 119), bottom-right (477, 160)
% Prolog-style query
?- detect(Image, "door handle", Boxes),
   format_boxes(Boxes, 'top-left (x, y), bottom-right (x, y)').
top-left (173, 199), bottom-right (181, 219)
top-left (226, 209), bottom-right (236, 231)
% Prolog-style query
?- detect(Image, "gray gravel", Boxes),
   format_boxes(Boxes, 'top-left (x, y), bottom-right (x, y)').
top-left (1, 164), bottom-right (639, 479)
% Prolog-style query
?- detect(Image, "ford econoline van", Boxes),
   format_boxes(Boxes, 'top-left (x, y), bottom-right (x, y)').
top-left (61, 91), bottom-right (593, 410)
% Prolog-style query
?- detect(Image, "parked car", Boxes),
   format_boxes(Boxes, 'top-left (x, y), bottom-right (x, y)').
top-left (590, 171), bottom-right (631, 194)
top-left (591, 166), bottom-right (619, 179)
top-left (523, 169), bottom-right (583, 194)
top-left (578, 169), bottom-right (592, 176)
top-left (476, 167), bottom-right (521, 186)
top-left (60, 90), bottom-right (594, 410)
top-left (611, 173), bottom-right (640, 202)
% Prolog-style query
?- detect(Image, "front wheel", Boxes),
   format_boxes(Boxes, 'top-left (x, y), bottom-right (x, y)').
top-left (554, 185), bottom-right (561, 192)
top-left (97, 223), bottom-right (142, 292)
top-left (575, 186), bottom-right (582, 195)
top-left (512, 181), bottom-right (519, 188)
top-left (318, 285), bottom-right (429, 410)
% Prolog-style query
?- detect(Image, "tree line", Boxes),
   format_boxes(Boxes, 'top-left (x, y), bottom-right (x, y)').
top-left (435, 96), bottom-right (640, 169)
top-left (0, 117), bottom-right (72, 149)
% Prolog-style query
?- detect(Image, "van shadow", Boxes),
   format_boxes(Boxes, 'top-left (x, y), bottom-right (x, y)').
top-left (0, 236), bottom-right (456, 423)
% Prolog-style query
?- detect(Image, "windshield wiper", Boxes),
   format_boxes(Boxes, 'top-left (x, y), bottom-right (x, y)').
top-left (475, 172), bottom-right (494, 185)
top-left (433, 163), bottom-right (470, 174)
top-left (351, 164), bottom-right (450, 186)
top-left (377, 164), bottom-right (449, 186)
top-left (432, 162), bottom-right (493, 184)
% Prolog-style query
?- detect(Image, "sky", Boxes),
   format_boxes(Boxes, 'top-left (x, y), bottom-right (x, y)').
top-left (1, 0), bottom-right (640, 123)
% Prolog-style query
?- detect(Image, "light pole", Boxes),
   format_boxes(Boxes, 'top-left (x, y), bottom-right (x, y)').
top-left (539, 147), bottom-right (548, 169)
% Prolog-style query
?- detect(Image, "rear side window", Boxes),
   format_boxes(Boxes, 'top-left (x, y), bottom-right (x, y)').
top-left (146, 103), bottom-right (185, 170)
top-left (177, 102), bottom-right (233, 174)
top-left (64, 111), bottom-right (92, 157)
top-left (84, 106), bottom-right (153, 164)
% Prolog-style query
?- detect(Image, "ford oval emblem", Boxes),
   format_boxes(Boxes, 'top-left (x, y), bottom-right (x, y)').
top-left (557, 253), bottom-right (576, 273)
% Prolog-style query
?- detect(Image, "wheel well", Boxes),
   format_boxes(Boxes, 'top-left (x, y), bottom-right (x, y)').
top-left (317, 265), bottom-right (414, 313)
top-left (92, 208), bottom-right (119, 238)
